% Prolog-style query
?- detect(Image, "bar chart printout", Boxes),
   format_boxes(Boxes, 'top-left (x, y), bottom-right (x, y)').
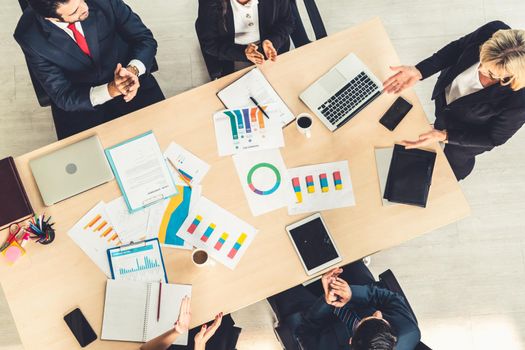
top-left (176, 197), bottom-right (258, 269)
top-left (109, 239), bottom-right (167, 282)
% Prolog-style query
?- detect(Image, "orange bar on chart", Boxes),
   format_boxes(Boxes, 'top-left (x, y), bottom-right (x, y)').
top-left (108, 233), bottom-right (119, 243)
top-left (100, 227), bottom-right (113, 238)
top-left (95, 221), bottom-right (107, 232)
top-left (257, 107), bottom-right (266, 129)
top-left (84, 215), bottom-right (101, 229)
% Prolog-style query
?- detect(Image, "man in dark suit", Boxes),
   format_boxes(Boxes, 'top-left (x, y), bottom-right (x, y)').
top-left (15, 0), bottom-right (165, 139)
top-left (271, 261), bottom-right (421, 350)
top-left (383, 21), bottom-right (525, 180)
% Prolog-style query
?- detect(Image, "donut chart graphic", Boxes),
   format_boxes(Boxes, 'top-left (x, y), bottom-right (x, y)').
top-left (247, 162), bottom-right (281, 195)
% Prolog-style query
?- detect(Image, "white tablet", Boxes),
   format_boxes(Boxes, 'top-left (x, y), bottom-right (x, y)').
top-left (285, 213), bottom-right (342, 276)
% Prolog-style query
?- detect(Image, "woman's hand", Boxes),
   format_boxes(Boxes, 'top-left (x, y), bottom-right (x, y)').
top-left (262, 40), bottom-right (278, 61)
top-left (194, 313), bottom-right (223, 350)
top-left (174, 296), bottom-right (191, 335)
top-left (401, 129), bottom-right (448, 149)
top-left (245, 43), bottom-right (265, 65)
top-left (383, 65), bottom-right (423, 94)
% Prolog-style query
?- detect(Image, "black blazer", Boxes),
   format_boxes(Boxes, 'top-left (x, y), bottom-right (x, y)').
top-left (295, 285), bottom-right (421, 350)
top-left (14, 0), bottom-right (157, 112)
top-left (415, 21), bottom-right (525, 149)
top-left (195, 0), bottom-right (294, 62)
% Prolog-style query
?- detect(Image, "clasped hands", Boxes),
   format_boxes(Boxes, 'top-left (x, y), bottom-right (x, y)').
top-left (244, 39), bottom-right (278, 65)
top-left (321, 267), bottom-right (352, 308)
top-left (108, 63), bottom-right (140, 102)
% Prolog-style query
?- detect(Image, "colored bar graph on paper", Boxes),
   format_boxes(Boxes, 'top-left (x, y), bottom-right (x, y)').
top-left (319, 173), bottom-right (329, 192)
top-left (178, 168), bottom-right (193, 183)
top-left (242, 109), bottom-right (252, 133)
top-left (224, 111), bottom-right (238, 140)
top-left (333, 171), bottom-right (343, 190)
top-left (118, 256), bottom-right (160, 275)
top-left (187, 215), bottom-right (202, 234)
top-left (214, 232), bottom-right (229, 250)
top-left (292, 177), bottom-right (303, 203)
top-left (201, 223), bottom-right (216, 242)
top-left (227, 233), bottom-right (247, 259)
top-left (95, 220), bottom-right (107, 232)
top-left (84, 215), bottom-right (101, 230)
top-left (306, 175), bottom-right (315, 193)
top-left (234, 110), bottom-right (244, 130)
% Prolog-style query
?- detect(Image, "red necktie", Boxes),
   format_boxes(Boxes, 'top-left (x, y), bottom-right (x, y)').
top-left (67, 23), bottom-right (91, 57)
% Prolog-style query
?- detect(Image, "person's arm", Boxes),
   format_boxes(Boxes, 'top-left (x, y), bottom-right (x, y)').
top-left (446, 107), bottom-right (525, 147)
top-left (196, 0), bottom-right (247, 62)
top-left (109, 0), bottom-right (158, 74)
top-left (294, 296), bottom-right (335, 349)
top-left (415, 21), bottom-right (510, 80)
top-left (260, 0), bottom-right (295, 52)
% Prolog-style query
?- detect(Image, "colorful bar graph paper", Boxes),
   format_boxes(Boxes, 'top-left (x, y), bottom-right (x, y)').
top-left (201, 223), bottom-right (216, 242)
top-left (333, 171), bottom-right (343, 190)
top-left (214, 232), bottom-right (229, 250)
top-left (187, 215), bottom-right (202, 234)
top-left (227, 233), bottom-right (247, 259)
top-left (306, 175), bottom-right (315, 193)
top-left (319, 173), bottom-right (329, 192)
top-left (242, 108), bottom-right (252, 133)
top-left (224, 111), bottom-right (238, 140)
top-left (292, 177), bottom-right (303, 203)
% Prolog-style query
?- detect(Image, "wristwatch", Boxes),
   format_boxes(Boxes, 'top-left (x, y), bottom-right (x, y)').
top-left (126, 65), bottom-right (139, 77)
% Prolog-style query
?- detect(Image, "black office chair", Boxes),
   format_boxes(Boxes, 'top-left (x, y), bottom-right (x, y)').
top-left (268, 269), bottom-right (432, 350)
top-left (170, 314), bottom-right (242, 350)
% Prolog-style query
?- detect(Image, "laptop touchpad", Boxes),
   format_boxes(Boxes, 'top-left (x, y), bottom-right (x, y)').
top-left (319, 69), bottom-right (347, 93)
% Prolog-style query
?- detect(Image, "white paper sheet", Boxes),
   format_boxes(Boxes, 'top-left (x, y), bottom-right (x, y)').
top-left (164, 142), bottom-right (210, 186)
top-left (106, 132), bottom-right (177, 212)
top-left (68, 201), bottom-right (122, 277)
top-left (213, 105), bottom-right (285, 156)
top-left (233, 149), bottom-right (292, 216)
top-left (176, 197), bottom-right (258, 269)
top-left (286, 161), bottom-right (356, 215)
top-left (217, 68), bottom-right (295, 127)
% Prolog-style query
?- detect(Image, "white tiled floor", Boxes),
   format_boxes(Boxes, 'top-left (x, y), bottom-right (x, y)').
top-left (2, 1), bottom-right (525, 349)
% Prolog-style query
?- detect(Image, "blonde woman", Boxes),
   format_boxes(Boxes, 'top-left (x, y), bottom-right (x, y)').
top-left (383, 21), bottom-right (525, 180)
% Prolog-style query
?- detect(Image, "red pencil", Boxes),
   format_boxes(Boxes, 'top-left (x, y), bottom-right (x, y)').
top-left (157, 281), bottom-right (162, 322)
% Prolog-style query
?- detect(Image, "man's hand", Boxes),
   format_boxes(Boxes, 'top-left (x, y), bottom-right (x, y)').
top-left (328, 277), bottom-right (352, 307)
top-left (321, 267), bottom-right (342, 305)
top-left (174, 296), bottom-right (191, 335)
top-left (245, 43), bottom-right (265, 65)
top-left (107, 63), bottom-right (140, 102)
top-left (194, 313), bottom-right (223, 350)
top-left (401, 128), bottom-right (447, 149)
top-left (383, 65), bottom-right (423, 94)
top-left (262, 40), bottom-right (277, 62)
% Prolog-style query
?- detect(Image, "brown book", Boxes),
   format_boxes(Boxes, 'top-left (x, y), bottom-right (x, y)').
top-left (0, 157), bottom-right (34, 229)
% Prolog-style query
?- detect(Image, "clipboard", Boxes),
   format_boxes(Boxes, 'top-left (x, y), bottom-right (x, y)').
top-left (107, 238), bottom-right (168, 283)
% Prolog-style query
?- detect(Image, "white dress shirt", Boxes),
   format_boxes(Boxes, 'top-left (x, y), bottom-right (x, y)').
top-left (230, 0), bottom-right (260, 45)
top-left (50, 20), bottom-right (146, 107)
top-left (445, 62), bottom-right (484, 105)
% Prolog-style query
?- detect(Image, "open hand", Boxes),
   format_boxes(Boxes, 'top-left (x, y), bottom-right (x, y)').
top-left (174, 296), bottom-right (191, 334)
top-left (262, 40), bottom-right (277, 62)
top-left (194, 313), bottom-right (223, 349)
top-left (383, 65), bottom-right (422, 94)
top-left (245, 43), bottom-right (265, 65)
top-left (401, 128), bottom-right (447, 149)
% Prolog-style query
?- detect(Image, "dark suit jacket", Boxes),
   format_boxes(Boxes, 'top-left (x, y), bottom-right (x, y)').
top-left (415, 21), bottom-right (525, 149)
top-left (295, 285), bottom-right (421, 350)
top-left (195, 0), bottom-right (294, 62)
top-left (14, 0), bottom-right (157, 112)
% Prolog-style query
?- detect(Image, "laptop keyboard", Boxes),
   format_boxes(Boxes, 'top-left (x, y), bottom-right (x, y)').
top-left (318, 72), bottom-right (380, 125)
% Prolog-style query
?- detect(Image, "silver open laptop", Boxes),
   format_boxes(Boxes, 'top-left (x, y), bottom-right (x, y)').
top-left (300, 53), bottom-right (383, 131)
top-left (30, 135), bottom-right (114, 206)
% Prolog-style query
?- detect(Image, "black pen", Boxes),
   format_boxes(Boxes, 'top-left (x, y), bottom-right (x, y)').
top-left (249, 96), bottom-right (270, 120)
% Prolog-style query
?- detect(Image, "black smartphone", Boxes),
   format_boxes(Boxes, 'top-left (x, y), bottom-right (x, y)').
top-left (63, 308), bottom-right (97, 347)
top-left (379, 97), bottom-right (413, 131)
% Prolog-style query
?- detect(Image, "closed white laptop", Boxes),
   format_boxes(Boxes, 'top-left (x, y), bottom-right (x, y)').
top-left (300, 53), bottom-right (383, 131)
top-left (30, 135), bottom-right (114, 206)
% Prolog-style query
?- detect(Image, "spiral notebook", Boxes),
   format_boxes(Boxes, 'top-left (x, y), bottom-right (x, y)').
top-left (101, 280), bottom-right (192, 345)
